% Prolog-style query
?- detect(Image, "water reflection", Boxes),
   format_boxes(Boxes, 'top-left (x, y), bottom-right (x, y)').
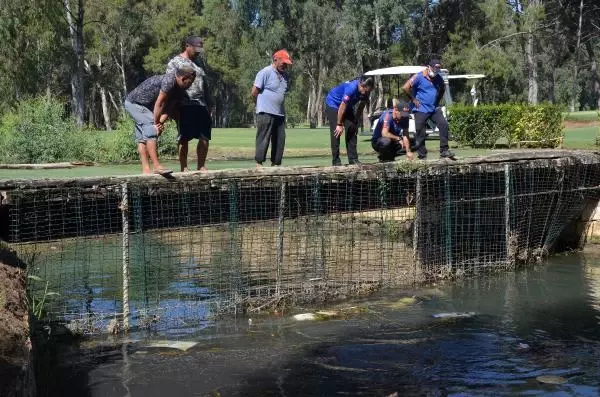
top-left (43, 253), bottom-right (600, 397)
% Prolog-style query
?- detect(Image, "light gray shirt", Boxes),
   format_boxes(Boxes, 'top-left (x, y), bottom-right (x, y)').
top-left (166, 55), bottom-right (212, 108)
top-left (254, 65), bottom-right (289, 116)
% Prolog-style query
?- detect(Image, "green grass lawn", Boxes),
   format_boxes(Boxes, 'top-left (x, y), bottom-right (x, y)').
top-left (1, 124), bottom-right (599, 180)
top-left (563, 110), bottom-right (600, 122)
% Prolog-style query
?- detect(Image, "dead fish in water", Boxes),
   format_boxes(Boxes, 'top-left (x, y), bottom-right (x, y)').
top-left (536, 375), bottom-right (568, 384)
top-left (432, 312), bottom-right (476, 319)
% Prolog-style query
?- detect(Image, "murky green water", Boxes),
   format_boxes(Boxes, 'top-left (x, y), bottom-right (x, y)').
top-left (38, 253), bottom-right (600, 397)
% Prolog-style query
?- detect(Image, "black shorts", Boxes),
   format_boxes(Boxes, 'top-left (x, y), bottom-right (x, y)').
top-left (178, 105), bottom-right (212, 142)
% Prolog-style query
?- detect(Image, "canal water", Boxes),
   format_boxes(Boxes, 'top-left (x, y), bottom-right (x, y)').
top-left (38, 252), bottom-right (600, 397)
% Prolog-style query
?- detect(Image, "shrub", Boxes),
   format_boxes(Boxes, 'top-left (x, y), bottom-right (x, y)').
top-left (0, 97), bottom-right (81, 163)
top-left (449, 104), bottom-right (563, 148)
top-left (0, 96), bottom-right (180, 164)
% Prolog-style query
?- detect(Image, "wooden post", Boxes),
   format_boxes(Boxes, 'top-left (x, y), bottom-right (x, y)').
top-left (413, 173), bottom-right (422, 279)
top-left (505, 164), bottom-right (512, 264)
top-left (444, 172), bottom-right (452, 269)
top-left (276, 181), bottom-right (286, 295)
top-left (120, 182), bottom-right (130, 331)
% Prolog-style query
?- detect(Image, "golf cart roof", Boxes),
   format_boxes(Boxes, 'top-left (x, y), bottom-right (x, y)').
top-left (447, 74), bottom-right (485, 80)
top-left (364, 66), bottom-right (486, 80)
top-left (364, 66), bottom-right (427, 76)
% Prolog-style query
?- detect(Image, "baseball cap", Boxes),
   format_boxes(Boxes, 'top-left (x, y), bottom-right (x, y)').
top-left (185, 36), bottom-right (204, 50)
top-left (428, 59), bottom-right (442, 69)
top-left (273, 49), bottom-right (293, 65)
top-left (395, 101), bottom-right (410, 117)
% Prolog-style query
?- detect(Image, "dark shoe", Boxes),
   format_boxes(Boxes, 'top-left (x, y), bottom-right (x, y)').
top-left (348, 160), bottom-right (362, 166)
top-left (440, 150), bottom-right (456, 160)
top-left (332, 159), bottom-right (342, 166)
top-left (417, 154), bottom-right (427, 160)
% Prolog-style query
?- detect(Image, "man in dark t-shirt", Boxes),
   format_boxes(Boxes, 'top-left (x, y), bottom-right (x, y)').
top-left (124, 66), bottom-right (195, 174)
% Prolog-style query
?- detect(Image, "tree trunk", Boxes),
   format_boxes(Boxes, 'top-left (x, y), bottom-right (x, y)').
top-left (306, 90), bottom-right (312, 126)
top-left (64, 0), bottom-right (85, 126)
top-left (587, 41), bottom-right (600, 110)
top-left (89, 85), bottom-right (96, 127)
top-left (119, 37), bottom-right (128, 97)
top-left (95, 55), bottom-right (112, 130)
top-left (100, 87), bottom-right (111, 130)
top-left (316, 60), bottom-right (326, 128)
top-left (108, 91), bottom-right (121, 113)
top-left (570, 0), bottom-right (584, 112)
top-left (414, 0), bottom-right (429, 63)
top-left (526, 31), bottom-right (538, 105)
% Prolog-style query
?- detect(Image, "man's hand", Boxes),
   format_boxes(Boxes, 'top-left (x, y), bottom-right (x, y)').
top-left (154, 122), bottom-right (165, 136)
top-left (334, 125), bottom-right (344, 138)
top-left (407, 151), bottom-right (414, 161)
top-left (412, 98), bottom-right (421, 108)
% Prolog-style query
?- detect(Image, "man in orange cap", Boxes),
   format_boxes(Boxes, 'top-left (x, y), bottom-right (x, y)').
top-left (251, 49), bottom-right (292, 167)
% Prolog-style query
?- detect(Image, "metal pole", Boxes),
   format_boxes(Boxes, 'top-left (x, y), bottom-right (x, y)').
top-left (276, 181), bottom-right (286, 295)
top-left (120, 182), bottom-right (130, 331)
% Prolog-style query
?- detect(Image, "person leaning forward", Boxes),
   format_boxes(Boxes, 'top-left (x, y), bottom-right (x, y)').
top-left (166, 36), bottom-right (214, 172)
top-left (402, 59), bottom-right (454, 160)
top-left (124, 66), bottom-right (195, 175)
top-left (371, 101), bottom-right (414, 162)
top-left (325, 75), bottom-right (374, 166)
top-left (251, 49), bottom-right (292, 167)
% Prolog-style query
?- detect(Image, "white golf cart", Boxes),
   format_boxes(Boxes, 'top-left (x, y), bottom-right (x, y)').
top-left (363, 66), bottom-right (485, 139)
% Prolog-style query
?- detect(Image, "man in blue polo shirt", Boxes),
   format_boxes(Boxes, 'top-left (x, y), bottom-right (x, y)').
top-left (372, 101), bottom-right (414, 162)
top-left (402, 59), bottom-right (454, 160)
top-left (325, 75), bottom-right (374, 166)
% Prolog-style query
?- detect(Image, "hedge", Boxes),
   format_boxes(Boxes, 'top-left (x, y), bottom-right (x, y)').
top-left (448, 104), bottom-right (564, 148)
top-left (0, 97), bottom-right (178, 164)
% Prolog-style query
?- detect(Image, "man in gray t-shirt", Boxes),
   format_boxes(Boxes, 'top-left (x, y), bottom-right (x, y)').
top-left (250, 49), bottom-right (292, 167)
top-left (124, 67), bottom-right (195, 175)
top-left (166, 36), bottom-right (214, 172)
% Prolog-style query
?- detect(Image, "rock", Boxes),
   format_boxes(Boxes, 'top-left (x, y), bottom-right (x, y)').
top-left (315, 311), bottom-right (339, 319)
top-left (432, 312), bottom-right (476, 319)
top-left (146, 340), bottom-right (198, 351)
top-left (536, 375), bottom-right (567, 384)
top-left (293, 313), bottom-right (317, 321)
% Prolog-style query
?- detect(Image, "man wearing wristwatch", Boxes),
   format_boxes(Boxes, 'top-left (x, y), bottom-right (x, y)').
top-left (402, 59), bottom-right (454, 160)
top-left (124, 66), bottom-right (195, 175)
top-left (325, 75), bottom-right (374, 166)
top-left (371, 101), bottom-right (414, 162)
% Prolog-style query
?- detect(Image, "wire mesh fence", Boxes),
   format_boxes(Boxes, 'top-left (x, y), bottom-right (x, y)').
top-left (2, 151), bottom-right (600, 335)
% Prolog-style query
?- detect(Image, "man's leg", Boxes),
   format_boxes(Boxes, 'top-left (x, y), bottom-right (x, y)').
top-left (197, 139), bottom-right (209, 171)
top-left (178, 140), bottom-right (189, 171)
top-left (255, 113), bottom-right (272, 167)
top-left (146, 139), bottom-right (165, 172)
top-left (344, 117), bottom-right (359, 164)
top-left (270, 116), bottom-right (286, 166)
top-left (413, 112), bottom-right (431, 159)
top-left (137, 142), bottom-right (151, 174)
top-left (431, 108), bottom-right (453, 157)
top-left (374, 137), bottom-right (396, 162)
top-left (326, 106), bottom-right (342, 166)
top-left (196, 105), bottom-right (211, 171)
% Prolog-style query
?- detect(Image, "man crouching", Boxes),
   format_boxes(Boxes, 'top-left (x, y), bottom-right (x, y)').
top-left (371, 101), bottom-right (414, 162)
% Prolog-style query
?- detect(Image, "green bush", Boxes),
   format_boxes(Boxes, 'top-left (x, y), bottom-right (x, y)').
top-left (0, 96), bottom-right (180, 164)
top-left (448, 104), bottom-right (564, 148)
top-left (0, 97), bottom-right (82, 163)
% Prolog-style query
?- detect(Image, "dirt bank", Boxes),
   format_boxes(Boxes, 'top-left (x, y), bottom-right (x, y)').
top-left (0, 247), bottom-right (35, 397)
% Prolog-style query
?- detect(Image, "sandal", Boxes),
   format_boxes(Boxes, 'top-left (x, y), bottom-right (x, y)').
top-left (153, 168), bottom-right (173, 175)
